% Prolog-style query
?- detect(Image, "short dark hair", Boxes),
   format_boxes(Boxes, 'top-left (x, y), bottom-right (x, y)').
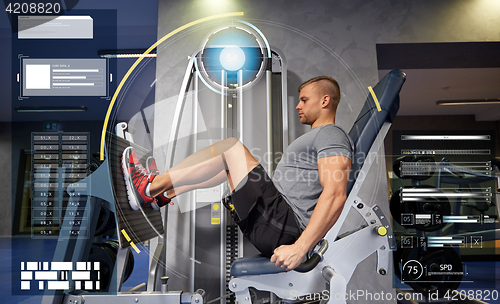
top-left (298, 76), bottom-right (341, 106)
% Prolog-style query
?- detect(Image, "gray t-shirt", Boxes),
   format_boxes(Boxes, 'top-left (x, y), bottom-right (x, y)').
top-left (273, 124), bottom-right (354, 230)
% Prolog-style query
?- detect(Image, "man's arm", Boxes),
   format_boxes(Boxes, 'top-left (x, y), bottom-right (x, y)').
top-left (270, 155), bottom-right (351, 270)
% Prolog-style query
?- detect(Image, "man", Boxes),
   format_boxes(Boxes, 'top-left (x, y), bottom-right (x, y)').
top-left (122, 76), bottom-right (354, 271)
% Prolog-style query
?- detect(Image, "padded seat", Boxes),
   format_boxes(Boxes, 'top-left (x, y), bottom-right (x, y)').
top-left (230, 255), bottom-right (286, 276)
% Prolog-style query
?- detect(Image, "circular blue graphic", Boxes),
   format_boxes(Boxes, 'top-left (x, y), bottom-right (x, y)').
top-left (198, 22), bottom-right (269, 90)
top-left (220, 46), bottom-right (246, 71)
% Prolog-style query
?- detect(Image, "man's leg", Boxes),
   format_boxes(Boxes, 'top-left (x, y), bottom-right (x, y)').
top-left (146, 157), bottom-right (228, 208)
top-left (163, 171), bottom-right (228, 200)
top-left (149, 137), bottom-right (260, 198)
top-left (122, 137), bottom-right (260, 209)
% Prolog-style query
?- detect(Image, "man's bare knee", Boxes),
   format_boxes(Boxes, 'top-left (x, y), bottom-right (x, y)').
top-left (223, 137), bottom-right (240, 147)
top-left (214, 137), bottom-right (241, 154)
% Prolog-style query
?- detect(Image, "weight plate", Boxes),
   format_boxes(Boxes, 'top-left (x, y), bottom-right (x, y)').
top-left (95, 206), bottom-right (116, 236)
top-left (88, 243), bottom-right (115, 291)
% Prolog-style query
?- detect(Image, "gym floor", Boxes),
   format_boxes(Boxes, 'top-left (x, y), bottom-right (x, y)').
top-left (1, 237), bottom-right (149, 304)
top-left (1, 237), bottom-right (499, 304)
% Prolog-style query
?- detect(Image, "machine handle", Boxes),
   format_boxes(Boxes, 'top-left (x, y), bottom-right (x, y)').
top-left (294, 254), bottom-right (321, 273)
top-left (294, 239), bottom-right (328, 273)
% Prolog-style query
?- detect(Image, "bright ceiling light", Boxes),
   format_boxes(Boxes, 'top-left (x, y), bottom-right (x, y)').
top-left (436, 99), bottom-right (500, 106)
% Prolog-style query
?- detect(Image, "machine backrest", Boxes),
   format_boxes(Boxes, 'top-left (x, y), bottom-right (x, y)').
top-left (346, 70), bottom-right (406, 194)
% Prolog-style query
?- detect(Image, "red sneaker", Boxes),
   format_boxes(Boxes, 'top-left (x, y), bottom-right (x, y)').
top-left (146, 156), bottom-right (161, 175)
top-left (146, 156), bottom-right (172, 209)
top-left (121, 147), bottom-right (155, 210)
top-left (151, 194), bottom-right (172, 210)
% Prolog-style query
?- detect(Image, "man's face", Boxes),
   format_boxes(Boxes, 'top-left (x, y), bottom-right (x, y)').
top-left (296, 83), bottom-right (323, 126)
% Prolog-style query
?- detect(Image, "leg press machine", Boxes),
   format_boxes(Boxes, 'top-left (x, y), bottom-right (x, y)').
top-left (43, 69), bottom-right (406, 304)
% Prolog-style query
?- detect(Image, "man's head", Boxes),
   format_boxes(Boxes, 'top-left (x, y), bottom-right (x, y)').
top-left (296, 76), bottom-right (341, 127)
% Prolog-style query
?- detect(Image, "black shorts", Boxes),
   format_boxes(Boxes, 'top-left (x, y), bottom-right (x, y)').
top-left (231, 165), bottom-right (301, 257)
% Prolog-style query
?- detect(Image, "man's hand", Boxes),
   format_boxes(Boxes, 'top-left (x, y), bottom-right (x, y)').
top-left (270, 244), bottom-right (307, 271)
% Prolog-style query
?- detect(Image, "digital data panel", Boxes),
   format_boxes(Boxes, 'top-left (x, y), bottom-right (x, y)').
top-left (18, 15), bottom-right (93, 39)
top-left (31, 132), bottom-right (90, 239)
top-left (391, 130), bottom-right (498, 296)
top-left (22, 58), bottom-right (107, 96)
